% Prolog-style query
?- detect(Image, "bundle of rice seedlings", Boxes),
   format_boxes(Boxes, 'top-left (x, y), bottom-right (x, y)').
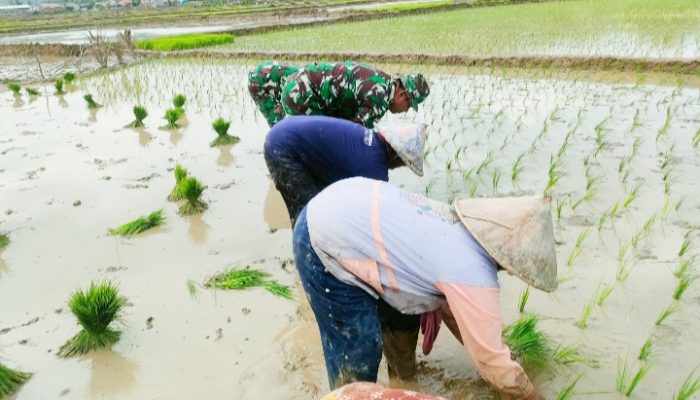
top-left (58, 281), bottom-right (126, 357)
top-left (25, 87), bottom-right (39, 96)
top-left (172, 94), bottom-right (186, 110)
top-left (167, 164), bottom-right (188, 201)
top-left (83, 93), bottom-right (101, 109)
top-left (0, 362), bottom-right (32, 397)
top-left (210, 118), bottom-right (240, 147)
top-left (502, 314), bottom-right (553, 371)
top-left (674, 367), bottom-right (700, 400)
top-left (63, 72), bottom-right (76, 84)
top-left (177, 176), bottom-right (208, 216)
top-left (109, 210), bottom-right (165, 236)
top-left (163, 108), bottom-right (182, 129)
top-left (205, 267), bottom-right (293, 299)
top-left (6, 82), bottom-right (21, 95)
top-left (129, 105), bottom-right (148, 128)
top-left (0, 233), bottom-right (9, 251)
top-left (54, 79), bottom-right (65, 95)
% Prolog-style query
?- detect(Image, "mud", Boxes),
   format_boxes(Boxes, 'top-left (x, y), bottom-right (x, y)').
top-left (1, 59), bottom-right (700, 399)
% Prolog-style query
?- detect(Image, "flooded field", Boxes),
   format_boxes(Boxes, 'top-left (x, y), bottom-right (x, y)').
top-left (1, 58), bottom-right (700, 399)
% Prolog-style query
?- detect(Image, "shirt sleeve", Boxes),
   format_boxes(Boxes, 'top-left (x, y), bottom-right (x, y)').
top-left (353, 80), bottom-right (390, 129)
top-left (435, 281), bottom-right (534, 400)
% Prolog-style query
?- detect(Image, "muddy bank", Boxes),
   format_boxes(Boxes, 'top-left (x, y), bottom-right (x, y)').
top-left (159, 50), bottom-right (700, 75)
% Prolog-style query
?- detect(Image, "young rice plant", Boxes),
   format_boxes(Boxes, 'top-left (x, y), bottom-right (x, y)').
top-left (6, 82), bottom-right (20, 95)
top-left (177, 176), bottom-right (208, 215)
top-left (0, 362), bottom-right (32, 398)
top-left (502, 314), bottom-right (553, 371)
top-left (83, 93), bottom-right (101, 109)
top-left (129, 105), bottom-right (148, 128)
top-left (205, 267), bottom-right (293, 299)
top-left (109, 210), bottom-right (165, 236)
top-left (167, 164), bottom-right (188, 201)
top-left (210, 118), bottom-right (240, 147)
top-left (54, 79), bottom-right (64, 95)
top-left (0, 233), bottom-right (8, 251)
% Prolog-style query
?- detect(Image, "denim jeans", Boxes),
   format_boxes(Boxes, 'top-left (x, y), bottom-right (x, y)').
top-left (293, 207), bottom-right (383, 389)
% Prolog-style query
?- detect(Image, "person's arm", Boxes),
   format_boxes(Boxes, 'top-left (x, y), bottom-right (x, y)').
top-left (435, 281), bottom-right (542, 400)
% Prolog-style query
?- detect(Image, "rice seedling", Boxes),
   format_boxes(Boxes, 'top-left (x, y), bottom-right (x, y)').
top-left (656, 105), bottom-right (673, 141)
top-left (186, 279), bottom-right (199, 299)
top-left (136, 33), bottom-right (234, 51)
top-left (617, 357), bottom-right (651, 397)
top-left (638, 338), bottom-right (653, 361)
top-left (0, 362), bottom-right (32, 398)
top-left (469, 181), bottom-right (478, 197)
top-left (623, 184), bottom-right (640, 209)
top-left (167, 164), bottom-right (188, 201)
top-left (475, 151), bottom-right (493, 176)
top-left (567, 228), bottom-right (590, 267)
top-left (673, 272), bottom-right (697, 301)
top-left (6, 82), bottom-right (21, 95)
top-left (177, 176), bottom-right (208, 215)
top-left (173, 94), bottom-right (186, 110)
top-left (25, 87), bottom-right (39, 96)
top-left (0, 233), bottom-right (9, 251)
top-left (616, 258), bottom-right (633, 283)
top-left (83, 93), bottom-right (101, 109)
top-left (491, 168), bottom-right (501, 194)
top-left (502, 314), bottom-right (553, 371)
top-left (54, 78), bottom-right (65, 95)
top-left (511, 152), bottom-right (525, 182)
top-left (109, 209), bottom-right (165, 236)
top-left (678, 230), bottom-right (693, 257)
top-left (555, 198), bottom-right (566, 220)
top-left (576, 298), bottom-right (595, 329)
top-left (675, 257), bottom-right (695, 279)
top-left (163, 108), bottom-right (182, 129)
top-left (692, 128), bottom-right (700, 148)
top-left (63, 72), bottom-right (76, 84)
top-left (555, 374), bottom-right (583, 400)
top-left (655, 303), bottom-right (679, 326)
top-left (129, 105), bottom-right (148, 128)
top-left (58, 281), bottom-right (126, 357)
top-left (544, 156), bottom-right (560, 195)
top-left (205, 267), bottom-right (292, 299)
top-left (210, 117), bottom-right (240, 147)
top-left (517, 285), bottom-right (530, 313)
top-left (597, 283), bottom-right (615, 305)
top-left (674, 366), bottom-right (700, 400)
top-left (553, 345), bottom-right (598, 368)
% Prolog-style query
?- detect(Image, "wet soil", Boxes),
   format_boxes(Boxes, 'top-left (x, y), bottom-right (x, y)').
top-left (1, 59), bottom-right (700, 399)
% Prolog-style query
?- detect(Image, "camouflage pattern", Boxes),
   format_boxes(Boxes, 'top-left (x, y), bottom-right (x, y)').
top-left (281, 61), bottom-right (397, 129)
top-left (247, 61), bottom-right (300, 127)
top-left (398, 74), bottom-right (430, 110)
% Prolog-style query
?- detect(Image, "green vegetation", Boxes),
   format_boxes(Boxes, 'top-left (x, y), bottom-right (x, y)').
top-left (673, 272), bottom-right (696, 301)
top-left (617, 357), bottom-right (651, 397)
top-left (517, 285), bottom-right (530, 313)
top-left (172, 94), bottom-right (186, 110)
top-left (555, 374), bottom-right (582, 400)
top-left (163, 108), bottom-right (183, 129)
top-left (58, 281), bottom-right (126, 357)
top-left (210, 117), bottom-right (240, 147)
top-left (6, 82), bottom-right (20, 95)
top-left (168, 164), bottom-right (188, 202)
top-left (0, 362), bottom-right (31, 398)
top-left (638, 339), bottom-right (653, 361)
top-left (655, 303), bottom-right (679, 326)
top-left (205, 267), bottom-right (293, 299)
top-left (232, 0), bottom-right (700, 58)
top-left (25, 87), bottom-right (39, 96)
top-left (63, 72), bottom-right (76, 84)
top-left (83, 93), bottom-right (101, 109)
top-left (54, 78), bottom-right (64, 95)
top-left (0, 233), bottom-right (8, 251)
top-left (136, 33), bottom-right (234, 51)
top-left (674, 367), bottom-right (700, 400)
top-left (129, 105), bottom-right (148, 128)
top-left (109, 210), bottom-right (165, 236)
top-left (375, 0), bottom-right (452, 13)
top-left (502, 314), bottom-right (552, 371)
top-left (177, 176), bottom-right (208, 215)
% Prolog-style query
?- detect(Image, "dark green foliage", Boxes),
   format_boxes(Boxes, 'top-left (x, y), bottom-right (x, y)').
top-left (177, 176), bottom-right (208, 215)
top-left (83, 93), bottom-right (101, 109)
top-left (7, 82), bottom-right (21, 95)
top-left (25, 87), bottom-right (39, 96)
top-left (172, 94), bottom-right (186, 109)
top-left (58, 281), bottom-right (126, 357)
top-left (0, 233), bottom-right (8, 251)
top-left (205, 267), bottom-right (293, 299)
top-left (167, 164), bottom-right (188, 201)
top-left (130, 105), bottom-right (148, 128)
top-left (54, 79), bottom-right (64, 94)
top-left (163, 108), bottom-right (182, 129)
top-left (502, 314), bottom-right (552, 371)
top-left (63, 72), bottom-right (76, 83)
top-left (109, 210), bottom-right (165, 236)
top-left (210, 117), bottom-right (240, 147)
top-left (0, 362), bottom-right (32, 397)
top-left (135, 33), bottom-right (234, 51)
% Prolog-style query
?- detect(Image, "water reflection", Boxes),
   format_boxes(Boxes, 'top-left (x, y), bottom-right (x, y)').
top-left (187, 213), bottom-right (210, 245)
top-left (88, 350), bottom-right (137, 397)
top-left (216, 145), bottom-right (234, 166)
top-left (168, 129), bottom-right (183, 146)
top-left (13, 95), bottom-right (24, 108)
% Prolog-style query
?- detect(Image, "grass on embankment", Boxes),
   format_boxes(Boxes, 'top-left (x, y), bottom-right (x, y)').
top-left (136, 33), bottom-right (234, 51)
top-left (230, 0), bottom-right (700, 59)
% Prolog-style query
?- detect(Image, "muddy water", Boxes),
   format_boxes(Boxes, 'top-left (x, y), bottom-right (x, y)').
top-left (1, 58), bottom-right (700, 399)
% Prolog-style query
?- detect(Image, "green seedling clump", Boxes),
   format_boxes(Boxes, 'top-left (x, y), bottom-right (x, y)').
top-left (163, 108), bottom-right (183, 129)
top-left (173, 94), bottom-right (186, 110)
top-left (135, 33), bottom-right (234, 51)
top-left (502, 314), bottom-right (553, 371)
top-left (205, 267), bottom-right (293, 299)
top-left (0, 233), bottom-right (9, 251)
top-left (63, 72), bottom-right (76, 84)
top-left (7, 82), bottom-right (21, 95)
top-left (210, 118), bottom-right (240, 147)
top-left (54, 79), bottom-right (64, 94)
top-left (109, 210), bottom-right (165, 236)
top-left (167, 164), bottom-right (188, 201)
top-left (58, 281), bottom-right (126, 358)
top-left (25, 87), bottom-right (39, 96)
top-left (83, 93), bottom-right (101, 109)
top-left (177, 176), bottom-right (208, 215)
top-left (129, 105), bottom-right (148, 128)
top-left (0, 362), bottom-right (32, 397)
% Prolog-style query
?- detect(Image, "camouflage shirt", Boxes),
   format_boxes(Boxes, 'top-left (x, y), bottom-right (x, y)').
top-left (282, 61), bottom-right (396, 129)
top-left (248, 61), bottom-right (300, 126)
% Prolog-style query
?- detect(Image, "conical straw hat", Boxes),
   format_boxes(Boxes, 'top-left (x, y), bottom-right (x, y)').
top-left (454, 195), bottom-right (558, 292)
top-left (377, 123), bottom-right (427, 176)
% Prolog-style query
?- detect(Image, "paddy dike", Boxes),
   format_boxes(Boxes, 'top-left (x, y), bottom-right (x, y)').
top-left (1, 59), bottom-right (699, 399)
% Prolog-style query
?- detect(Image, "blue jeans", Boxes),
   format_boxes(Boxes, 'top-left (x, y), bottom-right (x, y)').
top-left (293, 207), bottom-right (383, 389)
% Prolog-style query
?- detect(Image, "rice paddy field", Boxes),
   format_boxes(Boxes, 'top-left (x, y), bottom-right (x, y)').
top-left (1, 0), bottom-right (700, 399)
